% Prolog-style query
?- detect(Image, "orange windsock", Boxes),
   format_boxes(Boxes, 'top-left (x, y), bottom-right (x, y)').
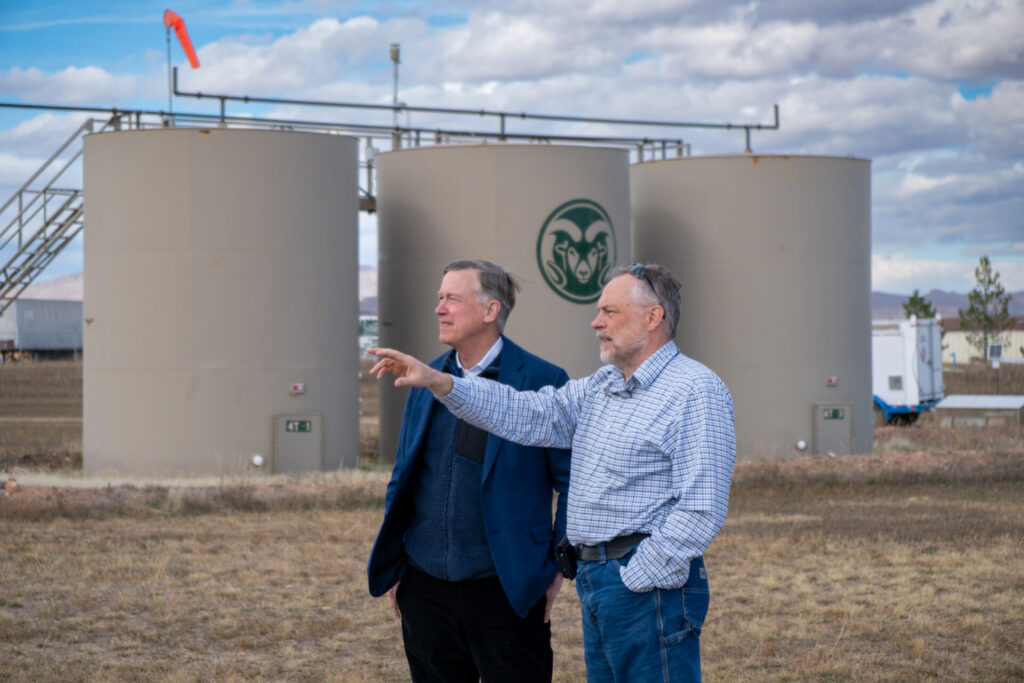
top-left (163, 9), bottom-right (200, 68)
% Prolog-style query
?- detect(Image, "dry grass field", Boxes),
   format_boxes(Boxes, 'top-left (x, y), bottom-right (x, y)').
top-left (1, 359), bottom-right (1023, 680)
top-left (0, 359), bottom-right (82, 471)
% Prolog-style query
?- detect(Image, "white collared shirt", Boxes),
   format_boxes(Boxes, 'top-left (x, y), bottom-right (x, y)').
top-left (456, 336), bottom-right (504, 377)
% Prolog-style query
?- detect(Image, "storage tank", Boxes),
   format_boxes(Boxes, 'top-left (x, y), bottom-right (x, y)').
top-left (632, 155), bottom-right (871, 459)
top-left (83, 128), bottom-right (359, 476)
top-left (376, 144), bottom-right (630, 461)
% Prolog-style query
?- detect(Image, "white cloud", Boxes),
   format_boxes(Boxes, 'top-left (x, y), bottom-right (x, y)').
top-left (0, 112), bottom-right (93, 153)
top-left (0, 66), bottom-right (149, 104)
top-left (893, 0), bottom-right (1024, 80)
top-left (959, 81), bottom-right (1024, 159)
top-left (885, 162), bottom-right (1024, 203)
top-left (872, 253), bottom-right (977, 293)
top-left (182, 15), bottom-right (426, 96)
top-left (0, 152), bottom-right (44, 187)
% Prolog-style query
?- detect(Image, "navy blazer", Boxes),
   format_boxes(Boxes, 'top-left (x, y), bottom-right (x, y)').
top-left (367, 336), bottom-right (572, 617)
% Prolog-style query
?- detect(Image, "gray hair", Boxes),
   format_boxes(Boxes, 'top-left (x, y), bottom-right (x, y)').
top-left (443, 259), bottom-right (521, 332)
top-left (608, 263), bottom-right (682, 338)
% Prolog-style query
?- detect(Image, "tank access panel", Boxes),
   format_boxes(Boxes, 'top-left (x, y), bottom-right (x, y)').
top-left (273, 414), bottom-right (324, 473)
top-left (813, 403), bottom-right (852, 455)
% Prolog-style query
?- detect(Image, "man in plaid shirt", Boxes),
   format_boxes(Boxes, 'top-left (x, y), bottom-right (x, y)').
top-left (371, 263), bottom-right (736, 682)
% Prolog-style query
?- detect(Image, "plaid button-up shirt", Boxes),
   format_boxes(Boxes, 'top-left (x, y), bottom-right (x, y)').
top-left (440, 341), bottom-right (736, 591)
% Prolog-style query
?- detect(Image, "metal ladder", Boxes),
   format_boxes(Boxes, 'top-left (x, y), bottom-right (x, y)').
top-left (0, 115), bottom-right (120, 316)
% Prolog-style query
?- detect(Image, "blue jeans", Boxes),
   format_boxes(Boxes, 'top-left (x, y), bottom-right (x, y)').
top-left (575, 551), bottom-right (709, 682)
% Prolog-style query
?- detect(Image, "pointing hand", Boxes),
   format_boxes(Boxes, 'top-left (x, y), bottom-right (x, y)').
top-left (368, 347), bottom-right (454, 396)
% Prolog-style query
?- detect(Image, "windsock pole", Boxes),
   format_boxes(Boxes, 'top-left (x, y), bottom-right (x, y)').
top-left (166, 23), bottom-right (173, 113)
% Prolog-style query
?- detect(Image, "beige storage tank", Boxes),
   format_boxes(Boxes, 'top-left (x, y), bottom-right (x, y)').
top-left (632, 155), bottom-right (872, 459)
top-left (376, 144), bottom-right (630, 461)
top-left (83, 128), bottom-right (359, 476)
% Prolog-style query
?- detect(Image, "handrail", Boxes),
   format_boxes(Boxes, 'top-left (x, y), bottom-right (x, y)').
top-left (171, 65), bottom-right (779, 147)
top-left (0, 118), bottom-right (92, 217)
top-left (0, 185), bottom-right (84, 251)
top-left (0, 192), bottom-right (81, 274)
top-left (0, 204), bottom-right (84, 315)
top-left (0, 114), bottom-right (121, 249)
top-left (0, 102), bottom-right (690, 153)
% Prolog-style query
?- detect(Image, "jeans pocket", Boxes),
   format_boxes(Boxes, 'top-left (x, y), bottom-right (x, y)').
top-left (657, 588), bottom-right (698, 647)
top-left (658, 558), bottom-right (711, 646)
top-left (680, 557), bottom-right (710, 635)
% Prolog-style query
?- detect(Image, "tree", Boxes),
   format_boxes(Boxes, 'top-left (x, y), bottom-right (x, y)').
top-left (902, 289), bottom-right (936, 319)
top-left (958, 256), bottom-right (1014, 359)
top-left (904, 288), bottom-right (947, 349)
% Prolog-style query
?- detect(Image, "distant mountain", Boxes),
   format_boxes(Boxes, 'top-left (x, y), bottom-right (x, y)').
top-left (358, 265), bottom-right (377, 314)
top-left (359, 296), bottom-right (378, 314)
top-left (871, 289), bottom-right (1024, 320)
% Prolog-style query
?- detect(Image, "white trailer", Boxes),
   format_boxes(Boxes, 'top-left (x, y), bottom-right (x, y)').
top-left (0, 298), bottom-right (83, 360)
top-left (872, 316), bottom-right (944, 423)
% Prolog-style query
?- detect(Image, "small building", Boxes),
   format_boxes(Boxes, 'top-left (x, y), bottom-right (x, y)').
top-left (0, 298), bottom-right (83, 361)
top-left (933, 395), bottom-right (1024, 428)
top-left (941, 317), bottom-right (1024, 365)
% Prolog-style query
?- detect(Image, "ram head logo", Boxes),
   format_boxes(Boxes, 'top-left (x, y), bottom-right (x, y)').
top-left (536, 200), bottom-right (617, 303)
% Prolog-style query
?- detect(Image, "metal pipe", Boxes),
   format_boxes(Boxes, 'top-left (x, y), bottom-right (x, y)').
top-left (171, 67), bottom-right (779, 137)
top-left (0, 102), bottom-right (691, 149)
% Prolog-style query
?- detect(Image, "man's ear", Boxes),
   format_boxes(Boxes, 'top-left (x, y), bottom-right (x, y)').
top-left (647, 305), bottom-right (665, 331)
top-left (483, 300), bottom-right (501, 324)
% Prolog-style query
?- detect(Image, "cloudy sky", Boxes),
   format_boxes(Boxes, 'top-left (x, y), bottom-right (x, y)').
top-left (2, 0), bottom-right (1022, 295)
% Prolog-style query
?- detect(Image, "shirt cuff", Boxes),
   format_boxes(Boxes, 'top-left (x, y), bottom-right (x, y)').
top-left (619, 546), bottom-right (657, 592)
top-left (437, 375), bottom-right (470, 410)
top-left (619, 542), bottom-right (692, 593)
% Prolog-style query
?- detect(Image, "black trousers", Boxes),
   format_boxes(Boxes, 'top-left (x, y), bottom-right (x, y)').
top-left (396, 565), bottom-right (553, 683)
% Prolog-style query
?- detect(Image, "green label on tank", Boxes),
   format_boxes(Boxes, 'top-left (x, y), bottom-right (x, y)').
top-left (536, 198), bottom-right (617, 304)
top-left (823, 408), bottom-right (845, 420)
top-left (285, 419), bottom-right (312, 433)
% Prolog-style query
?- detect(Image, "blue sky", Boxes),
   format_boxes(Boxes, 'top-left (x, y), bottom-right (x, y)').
top-left (2, 0), bottom-right (1023, 295)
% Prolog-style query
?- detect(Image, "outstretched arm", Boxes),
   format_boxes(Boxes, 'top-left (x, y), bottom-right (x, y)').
top-left (374, 347), bottom-right (586, 450)
top-left (369, 347), bottom-right (454, 396)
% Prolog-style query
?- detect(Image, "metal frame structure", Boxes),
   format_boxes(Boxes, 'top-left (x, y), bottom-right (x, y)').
top-left (171, 66), bottom-right (779, 154)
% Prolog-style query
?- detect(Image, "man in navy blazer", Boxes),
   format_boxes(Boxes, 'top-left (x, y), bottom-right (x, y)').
top-left (367, 259), bottom-right (571, 683)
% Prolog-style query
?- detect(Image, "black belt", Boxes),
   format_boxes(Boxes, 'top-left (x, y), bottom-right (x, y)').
top-left (576, 533), bottom-right (649, 562)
